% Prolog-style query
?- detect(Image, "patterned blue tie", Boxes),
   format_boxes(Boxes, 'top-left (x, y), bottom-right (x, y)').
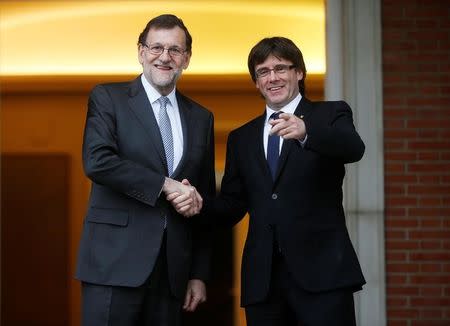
top-left (267, 111), bottom-right (283, 179)
top-left (158, 96), bottom-right (174, 176)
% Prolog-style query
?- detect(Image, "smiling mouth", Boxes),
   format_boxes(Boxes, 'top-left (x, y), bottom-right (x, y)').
top-left (155, 64), bottom-right (172, 71)
top-left (268, 85), bottom-right (283, 91)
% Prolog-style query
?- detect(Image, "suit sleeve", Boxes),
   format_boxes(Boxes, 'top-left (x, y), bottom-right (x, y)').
top-left (82, 85), bottom-right (165, 206)
top-left (304, 101), bottom-right (365, 163)
top-left (203, 130), bottom-right (248, 227)
top-left (189, 113), bottom-right (216, 281)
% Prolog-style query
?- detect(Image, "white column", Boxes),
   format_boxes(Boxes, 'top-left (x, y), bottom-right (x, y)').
top-left (325, 0), bottom-right (386, 325)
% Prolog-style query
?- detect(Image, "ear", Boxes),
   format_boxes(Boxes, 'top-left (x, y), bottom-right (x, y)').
top-left (182, 52), bottom-right (191, 70)
top-left (138, 45), bottom-right (145, 65)
top-left (297, 70), bottom-right (304, 81)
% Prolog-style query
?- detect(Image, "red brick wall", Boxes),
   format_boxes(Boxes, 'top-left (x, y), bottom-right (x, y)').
top-left (383, 0), bottom-right (450, 325)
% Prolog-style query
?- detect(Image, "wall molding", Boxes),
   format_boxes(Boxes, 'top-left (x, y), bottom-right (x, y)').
top-left (326, 1), bottom-right (386, 325)
top-left (1, 74), bottom-right (324, 96)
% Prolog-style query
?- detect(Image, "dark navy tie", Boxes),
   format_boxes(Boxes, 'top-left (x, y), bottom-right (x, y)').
top-left (267, 111), bottom-right (283, 179)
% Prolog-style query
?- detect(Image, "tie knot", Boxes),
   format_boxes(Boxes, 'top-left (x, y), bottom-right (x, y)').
top-left (158, 96), bottom-right (170, 109)
top-left (270, 111), bottom-right (283, 120)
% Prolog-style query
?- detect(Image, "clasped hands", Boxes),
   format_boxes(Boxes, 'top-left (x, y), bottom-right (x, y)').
top-left (162, 114), bottom-right (305, 217)
top-left (163, 177), bottom-right (202, 217)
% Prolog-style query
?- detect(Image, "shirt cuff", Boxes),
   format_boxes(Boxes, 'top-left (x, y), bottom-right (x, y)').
top-left (298, 134), bottom-right (308, 147)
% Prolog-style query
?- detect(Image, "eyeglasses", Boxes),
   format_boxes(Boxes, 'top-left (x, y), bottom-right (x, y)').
top-left (255, 64), bottom-right (296, 78)
top-left (143, 43), bottom-right (186, 57)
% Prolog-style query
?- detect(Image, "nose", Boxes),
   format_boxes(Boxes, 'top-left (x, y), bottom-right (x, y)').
top-left (159, 49), bottom-right (171, 62)
top-left (268, 69), bottom-right (280, 81)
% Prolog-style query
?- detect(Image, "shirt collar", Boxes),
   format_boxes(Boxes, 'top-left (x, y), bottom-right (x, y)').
top-left (265, 92), bottom-right (302, 124)
top-left (141, 74), bottom-right (177, 106)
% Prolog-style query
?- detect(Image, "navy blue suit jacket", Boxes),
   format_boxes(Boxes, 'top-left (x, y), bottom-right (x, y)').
top-left (206, 97), bottom-right (366, 306)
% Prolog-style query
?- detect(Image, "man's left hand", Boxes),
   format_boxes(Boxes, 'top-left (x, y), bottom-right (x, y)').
top-left (183, 279), bottom-right (207, 312)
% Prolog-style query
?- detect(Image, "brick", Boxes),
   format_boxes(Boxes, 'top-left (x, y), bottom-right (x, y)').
top-left (420, 263), bottom-right (442, 273)
top-left (387, 274), bottom-right (407, 285)
top-left (386, 196), bottom-right (418, 207)
top-left (420, 287), bottom-right (443, 296)
top-left (409, 141), bottom-right (450, 151)
top-left (410, 275), bottom-right (450, 285)
top-left (418, 175), bottom-right (442, 184)
top-left (409, 185), bottom-right (450, 195)
top-left (386, 218), bottom-right (418, 228)
top-left (419, 309), bottom-right (443, 319)
top-left (385, 208), bottom-right (408, 217)
top-left (386, 185), bottom-right (406, 195)
top-left (388, 263), bottom-right (420, 273)
top-left (384, 119), bottom-right (406, 129)
top-left (409, 163), bottom-right (450, 173)
top-left (386, 175), bottom-right (418, 184)
top-left (387, 308), bottom-right (419, 318)
top-left (444, 241), bottom-right (450, 250)
top-left (418, 198), bottom-right (442, 207)
top-left (410, 230), bottom-right (450, 240)
top-left (410, 252), bottom-right (450, 261)
top-left (387, 297), bottom-right (408, 306)
top-left (417, 130), bottom-right (440, 139)
top-left (407, 119), bottom-right (450, 129)
top-left (411, 297), bottom-right (450, 307)
top-left (386, 230), bottom-right (407, 239)
top-left (386, 252), bottom-right (408, 261)
top-left (409, 207), bottom-right (450, 217)
top-left (417, 152), bottom-right (441, 160)
top-left (387, 321), bottom-right (407, 326)
top-left (409, 229), bottom-right (450, 239)
top-left (386, 163), bottom-right (406, 173)
top-left (420, 241), bottom-right (442, 250)
top-left (411, 322), bottom-right (450, 326)
top-left (387, 240), bottom-right (420, 250)
top-left (384, 97), bottom-right (407, 107)
top-left (419, 218), bottom-right (443, 228)
top-left (385, 129), bottom-right (418, 138)
top-left (386, 152), bottom-right (417, 161)
top-left (388, 286), bottom-right (420, 296)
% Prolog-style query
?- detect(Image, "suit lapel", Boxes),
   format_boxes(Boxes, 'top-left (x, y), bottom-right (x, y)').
top-left (127, 77), bottom-right (167, 172)
top-left (253, 112), bottom-right (273, 181)
top-left (273, 97), bottom-right (313, 182)
top-left (171, 91), bottom-right (191, 178)
top-left (255, 111), bottom-right (272, 179)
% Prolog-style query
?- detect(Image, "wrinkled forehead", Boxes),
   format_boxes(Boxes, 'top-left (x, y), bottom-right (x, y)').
top-left (146, 26), bottom-right (186, 44)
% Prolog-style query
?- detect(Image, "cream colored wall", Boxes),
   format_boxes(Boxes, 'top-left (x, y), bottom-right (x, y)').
top-left (0, 0), bottom-right (325, 75)
top-left (1, 87), bottom-right (90, 326)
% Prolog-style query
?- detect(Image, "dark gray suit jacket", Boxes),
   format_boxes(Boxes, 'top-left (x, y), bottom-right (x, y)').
top-left (76, 76), bottom-right (215, 299)
top-left (205, 97), bottom-right (366, 306)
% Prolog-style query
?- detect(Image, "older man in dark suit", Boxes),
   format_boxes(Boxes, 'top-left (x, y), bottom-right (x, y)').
top-left (76, 14), bottom-right (215, 326)
top-left (171, 37), bottom-right (366, 326)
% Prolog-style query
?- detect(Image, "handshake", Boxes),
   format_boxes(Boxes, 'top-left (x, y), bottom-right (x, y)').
top-left (162, 178), bottom-right (203, 217)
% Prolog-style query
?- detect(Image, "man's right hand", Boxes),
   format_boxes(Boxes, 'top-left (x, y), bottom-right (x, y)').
top-left (163, 178), bottom-right (202, 217)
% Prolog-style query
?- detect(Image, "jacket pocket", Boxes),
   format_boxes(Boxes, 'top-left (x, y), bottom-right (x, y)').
top-left (86, 207), bottom-right (129, 226)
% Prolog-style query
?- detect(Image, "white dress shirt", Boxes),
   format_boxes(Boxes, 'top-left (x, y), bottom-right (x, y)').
top-left (141, 74), bottom-right (183, 172)
top-left (263, 93), bottom-right (302, 158)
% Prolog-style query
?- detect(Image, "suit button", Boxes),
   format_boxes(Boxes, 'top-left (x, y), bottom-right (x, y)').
top-left (271, 193), bottom-right (278, 200)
